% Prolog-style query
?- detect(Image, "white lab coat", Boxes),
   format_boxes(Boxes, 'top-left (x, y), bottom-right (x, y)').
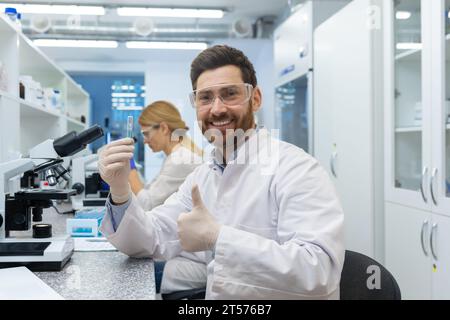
top-left (135, 145), bottom-right (202, 211)
top-left (101, 128), bottom-right (345, 299)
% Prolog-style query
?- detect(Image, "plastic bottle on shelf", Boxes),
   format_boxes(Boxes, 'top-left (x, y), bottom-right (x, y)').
top-left (52, 89), bottom-right (61, 110)
top-left (43, 88), bottom-right (53, 109)
top-left (15, 13), bottom-right (22, 30)
top-left (19, 75), bottom-right (33, 100)
top-left (34, 81), bottom-right (44, 107)
top-left (4, 7), bottom-right (17, 23)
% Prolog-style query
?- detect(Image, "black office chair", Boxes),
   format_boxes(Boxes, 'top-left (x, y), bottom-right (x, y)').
top-left (340, 250), bottom-right (401, 300)
top-left (161, 287), bottom-right (206, 300)
top-left (161, 250), bottom-right (401, 300)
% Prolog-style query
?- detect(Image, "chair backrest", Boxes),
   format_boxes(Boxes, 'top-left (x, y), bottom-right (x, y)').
top-left (162, 250), bottom-right (401, 300)
top-left (161, 287), bottom-right (206, 300)
top-left (340, 250), bottom-right (401, 300)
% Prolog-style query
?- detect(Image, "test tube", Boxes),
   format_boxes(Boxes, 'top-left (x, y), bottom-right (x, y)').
top-left (127, 116), bottom-right (133, 138)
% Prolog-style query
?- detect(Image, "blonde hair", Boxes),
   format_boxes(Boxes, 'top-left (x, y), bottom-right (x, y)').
top-left (139, 100), bottom-right (203, 157)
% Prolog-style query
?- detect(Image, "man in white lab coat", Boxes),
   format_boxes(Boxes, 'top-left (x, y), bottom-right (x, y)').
top-left (98, 45), bottom-right (345, 299)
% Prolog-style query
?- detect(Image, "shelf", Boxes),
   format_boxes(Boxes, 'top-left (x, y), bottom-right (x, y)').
top-left (20, 98), bottom-right (61, 118)
top-left (395, 49), bottom-right (421, 62)
top-left (396, 34), bottom-right (450, 61)
top-left (65, 116), bottom-right (86, 128)
top-left (2, 90), bottom-right (61, 118)
top-left (67, 77), bottom-right (89, 99)
top-left (19, 35), bottom-right (65, 86)
top-left (395, 124), bottom-right (450, 132)
top-left (395, 126), bottom-right (421, 133)
top-left (0, 89), bottom-right (18, 101)
top-left (0, 15), bottom-right (90, 163)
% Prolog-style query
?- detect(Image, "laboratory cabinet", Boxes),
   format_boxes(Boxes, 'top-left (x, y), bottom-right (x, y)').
top-left (0, 14), bottom-right (89, 162)
top-left (314, 0), bottom-right (384, 261)
top-left (384, 0), bottom-right (450, 299)
top-left (385, 202), bottom-right (450, 299)
top-left (273, 0), bottom-right (349, 154)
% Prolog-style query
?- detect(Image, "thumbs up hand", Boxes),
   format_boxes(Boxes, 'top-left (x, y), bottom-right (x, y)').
top-left (177, 185), bottom-right (221, 252)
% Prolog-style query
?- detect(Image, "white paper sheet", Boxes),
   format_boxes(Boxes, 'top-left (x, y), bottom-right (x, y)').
top-left (0, 267), bottom-right (64, 300)
top-left (73, 237), bottom-right (117, 252)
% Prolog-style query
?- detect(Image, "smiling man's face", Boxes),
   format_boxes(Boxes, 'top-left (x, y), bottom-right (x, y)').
top-left (195, 65), bottom-right (262, 147)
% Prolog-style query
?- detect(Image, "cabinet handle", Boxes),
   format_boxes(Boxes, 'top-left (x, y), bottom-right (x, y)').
top-left (430, 223), bottom-right (438, 260)
top-left (420, 167), bottom-right (428, 203)
top-left (430, 168), bottom-right (438, 206)
top-left (330, 152), bottom-right (337, 178)
top-left (420, 220), bottom-right (429, 257)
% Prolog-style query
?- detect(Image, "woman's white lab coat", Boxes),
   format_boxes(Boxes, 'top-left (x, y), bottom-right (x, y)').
top-left (135, 145), bottom-right (202, 211)
top-left (101, 129), bottom-right (345, 299)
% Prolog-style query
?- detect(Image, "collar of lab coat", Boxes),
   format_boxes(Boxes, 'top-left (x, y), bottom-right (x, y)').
top-left (208, 126), bottom-right (268, 173)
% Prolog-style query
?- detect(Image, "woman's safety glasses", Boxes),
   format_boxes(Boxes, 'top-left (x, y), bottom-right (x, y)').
top-left (140, 124), bottom-right (160, 139)
top-left (189, 83), bottom-right (253, 110)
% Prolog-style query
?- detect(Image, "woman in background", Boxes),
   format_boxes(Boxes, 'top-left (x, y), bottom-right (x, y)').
top-left (129, 100), bottom-right (203, 211)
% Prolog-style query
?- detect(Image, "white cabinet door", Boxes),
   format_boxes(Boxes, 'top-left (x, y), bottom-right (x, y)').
top-left (314, 0), bottom-right (381, 257)
top-left (385, 202), bottom-right (432, 299)
top-left (430, 0), bottom-right (450, 218)
top-left (313, 22), bottom-right (336, 179)
top-left (431, 213), bottom-right (450, 299)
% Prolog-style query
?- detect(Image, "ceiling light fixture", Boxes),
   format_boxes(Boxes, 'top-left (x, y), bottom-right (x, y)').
top-left (0, 3), bottom-right (105, 15)
top-left (34, 39), bottom-right (118, 48)
top-left (126, 41), bottom-right (207, 50)
top-left (395, 11), bottom-right (411, 20)
top-left (117, 7), bottom-right (224, 19)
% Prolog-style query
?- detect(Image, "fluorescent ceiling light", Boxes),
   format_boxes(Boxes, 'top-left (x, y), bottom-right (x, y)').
top-left (396, 42), bottom-right (422, 50)
top-left (116, 106), bottom-right (144, 111)
top-left (0, 3), bottom-right (105, 15)
top-left (112, 92), bottom-right (138, 98)
top-left (117, 7), bottom-right (223, 18)
top-left (126, 41), bottom-right (207, 50)
top-left (34, 39), bottom-right (118, 48)
top-left (396, 11), bottom-right (411, 20)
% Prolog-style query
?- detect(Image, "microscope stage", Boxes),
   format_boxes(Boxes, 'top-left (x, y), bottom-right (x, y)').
top-left (0, 236), bottom-right (74, 271)
top-left (15, 189), bottom-right (77, 200)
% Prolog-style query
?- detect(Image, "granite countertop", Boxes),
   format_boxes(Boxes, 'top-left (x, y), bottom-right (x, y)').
top-left (11, 202), bottom-right (155, 300)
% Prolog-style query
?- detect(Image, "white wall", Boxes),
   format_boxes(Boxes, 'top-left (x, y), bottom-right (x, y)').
top-left (144, 52), bottom-right (205, 181)
top-left (211, 39), bottom-right (276, 130)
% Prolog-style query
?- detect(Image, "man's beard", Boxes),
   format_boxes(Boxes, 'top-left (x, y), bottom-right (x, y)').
top-left (200, 102), bottom-right (255, 148)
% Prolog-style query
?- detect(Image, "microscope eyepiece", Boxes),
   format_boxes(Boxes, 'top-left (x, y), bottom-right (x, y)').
top-left (53, 125), bottom-right (104, 157)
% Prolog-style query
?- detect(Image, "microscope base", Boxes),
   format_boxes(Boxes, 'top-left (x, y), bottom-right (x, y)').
top-left (0, 236), bottom-right (74, 271)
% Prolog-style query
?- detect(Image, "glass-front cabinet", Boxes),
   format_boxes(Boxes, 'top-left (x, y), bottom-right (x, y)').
top-left (385, 0), bottom-right (450, 300)
top-left (393, 0), bottom-right (423, 192)
top-left (434, 0), bottom-right (450, 215)
top-left (386, 0), bottom-right (450, 220)
top-left (275, 74), bottom-right (310, 152)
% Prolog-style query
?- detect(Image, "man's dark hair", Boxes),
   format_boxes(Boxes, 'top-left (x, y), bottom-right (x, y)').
top-left (190, 45), bottom-right (257, 90)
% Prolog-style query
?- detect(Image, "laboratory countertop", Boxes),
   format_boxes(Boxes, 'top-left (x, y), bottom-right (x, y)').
top-left (10, 203), bottom-right (155, 300)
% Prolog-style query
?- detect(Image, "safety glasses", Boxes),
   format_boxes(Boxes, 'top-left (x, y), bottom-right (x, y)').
top-left (189, 83), bottom-right (253, 111)
top-left (140, 124), bottom-right (160, 139)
